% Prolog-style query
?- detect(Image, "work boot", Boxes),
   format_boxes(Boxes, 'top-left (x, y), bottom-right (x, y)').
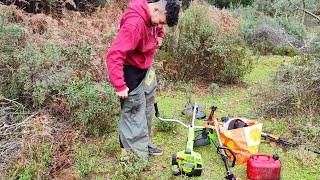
top-left (148, 145), bottom-right (163, 156)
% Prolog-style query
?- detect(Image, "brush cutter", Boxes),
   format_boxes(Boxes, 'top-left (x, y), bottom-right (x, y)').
top-left (154, 102), bottom-right (204, 176)
top-left (202, 105), bottom-right (237, 180)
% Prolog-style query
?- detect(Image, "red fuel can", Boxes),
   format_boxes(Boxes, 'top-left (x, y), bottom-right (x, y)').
top-left (247, 153), bottom-right (281, 180)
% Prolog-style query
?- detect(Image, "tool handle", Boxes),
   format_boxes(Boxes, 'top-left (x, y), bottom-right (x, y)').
top-left (251, 153), bottom-right (273, 161)
top-left (218, 146), bottom-right (237, 167)
top-left (154, 102), bottom-right (189, 128)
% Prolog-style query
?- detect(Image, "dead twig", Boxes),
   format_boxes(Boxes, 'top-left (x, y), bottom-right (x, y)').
top-left (287, 0), bottom-right (320, 24)
top-left (0, 112), bottom-right (39, 137)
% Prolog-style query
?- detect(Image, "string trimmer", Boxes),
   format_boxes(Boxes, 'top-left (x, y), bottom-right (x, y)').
top-left (203, 105), bottom-right (237, 180)
top-left (154, 102), bottom-right (203, 176)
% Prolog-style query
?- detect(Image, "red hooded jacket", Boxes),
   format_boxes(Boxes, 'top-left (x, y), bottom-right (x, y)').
top-left (106, 0), bottom-right (164, 92)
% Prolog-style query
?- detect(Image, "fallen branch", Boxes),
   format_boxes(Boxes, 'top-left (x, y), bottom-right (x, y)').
top-left (0, 112), bottom-right (38, 137)
top-left (0, 98), bottom-right (24, 109)
top-left (288, 0), bottom-right (320, 24)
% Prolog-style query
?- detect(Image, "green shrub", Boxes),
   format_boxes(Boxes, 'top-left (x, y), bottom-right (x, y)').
top-left (278, 17), bottom-right (308, 41)
top-left (255, 41), bottom-right (274, 55)
top-left (112, 156), bottom-right (145, 180)
top-left (231, 7), bottom-right (280, 44)
top-left (0, 13), bottom-right (73, 107)
top-left (104, 133), bottom-right (119, 153)
top-left (231, 6), bottom-right (308, 55)
top-left (256, 42), bottom-right (298, 57)
top-left (273, 46), bottom-right (298, 57)
top-left (7, 143), bottom-right (53, 179)
top-left (310, 31), bottom-right (320, 56)
top-left (66, 76), bottom-right (118, 135)
top-left (155, 120), bottom-right (176, 132)
top-left (74, 145), bottom-right (92, 177)
top-left (255, 0), bottom-right (320, 19)
top-left (209, 83), bottom-right (219, 97)
top-left (0, 39), bottom-right (72, 107)
top-left (0, 9), bottom-right (118, 135)
top-left (254, 56), bottom-right (320, 148)
top-left (206, 0), bottom-right (254, 8)
top-left (159, 4), bottom-right (253, 84)
top-left (253, 0), bottom-right (276, 16)
top-left (255, 56), bottom-right (320, 116)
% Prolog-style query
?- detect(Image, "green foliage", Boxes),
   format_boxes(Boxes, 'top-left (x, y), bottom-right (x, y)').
top-left (231, 7), bottom-right (279, 44)
top-left (273, 46), bottom-right (298, 57)
top-left (256, 42), bottom-right (298, 57)
top-left (254, 56), bottom-right (320, 149)
top-left (0, 9), bottom-right (118, 136)
top-left (255, 0), bottom-right (320, 18)
top-left (310, 31), bottom-right (320, 56)
top-left (231, 6), bottom-right (309, 55)
top-left (159, 4), bottom-right (253, 84)
top-left (7, 143), bottom-right (53, 179)
top-left (317, 30), bottom-right (320, 37)
top-left (0, 12), bottom-right (23, 60)
top-left (209, 83), bottom-right (219, 97)
top-left (101, 25), bottom-right (117, 44)
top-left (104, 133), bottom-right (119, 153)
top-left (206, 0), bottom-right (254, 8)
top-left (112, 156), bottom-right (146, 180)
top-left (75, 147), bottom-right (92, 177)
top-left (66, 76), bottom-right (118, 135)
top-left (155, 120), bottom-right (176, 132)
top-left (278, 17), bottom-right (308, 40)
top-left (91, 0), bottom-right (108, 7)
top-left (255, 41), bottom-right (274, 55)
top-left (255, 55), bottom-right (320, 116)
top-left (0, 14), bottom-right (73, 107)
top-left (74, 138), bottom-right (121, 178)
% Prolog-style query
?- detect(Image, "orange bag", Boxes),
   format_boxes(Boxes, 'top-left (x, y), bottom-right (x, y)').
top-left (219, 118), bottom-right (262, 164)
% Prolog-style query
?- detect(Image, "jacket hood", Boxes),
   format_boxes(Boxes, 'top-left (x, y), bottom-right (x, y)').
top-left (128, 0), bottom-right (152, 26)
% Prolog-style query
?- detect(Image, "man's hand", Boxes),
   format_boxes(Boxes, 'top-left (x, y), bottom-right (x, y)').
top-left (157, 37), bottom-right (163, 48)
top-left (116, 87), bottom-right (129, 99)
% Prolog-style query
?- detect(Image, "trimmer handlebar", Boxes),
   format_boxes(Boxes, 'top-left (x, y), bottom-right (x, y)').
top-left (217, 146), bottom-right (236, 168)
top-left (154, 103), bottom-right (204, 129)
top-left (154, 103), bottom-right (189, 128)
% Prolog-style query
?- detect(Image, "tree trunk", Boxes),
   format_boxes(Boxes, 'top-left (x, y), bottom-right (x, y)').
top-left (301, 0), bottom-right (306, 25)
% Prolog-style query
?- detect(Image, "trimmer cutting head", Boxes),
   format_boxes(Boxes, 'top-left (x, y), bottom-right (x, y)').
top-left (171, 150), bottom-right (202, 176)
top-left (194, 128), bottom-right (211, 147)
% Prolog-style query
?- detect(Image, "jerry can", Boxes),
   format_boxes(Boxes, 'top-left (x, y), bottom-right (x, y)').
top-left (247, 153), bottom-right (281, 180)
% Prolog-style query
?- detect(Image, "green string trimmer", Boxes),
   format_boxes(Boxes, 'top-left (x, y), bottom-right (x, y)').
top-left (202, 105), bottom-right (237, 180)
top-left (154, 102), bottom-right (204, 176)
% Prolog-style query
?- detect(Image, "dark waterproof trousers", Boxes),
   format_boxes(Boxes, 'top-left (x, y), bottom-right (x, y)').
top-left (119, 68), bottom-right (157, 161)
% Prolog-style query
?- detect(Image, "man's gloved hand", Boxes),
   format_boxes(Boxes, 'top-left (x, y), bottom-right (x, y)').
top-left (116, 87), bottom-right (129, 99)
